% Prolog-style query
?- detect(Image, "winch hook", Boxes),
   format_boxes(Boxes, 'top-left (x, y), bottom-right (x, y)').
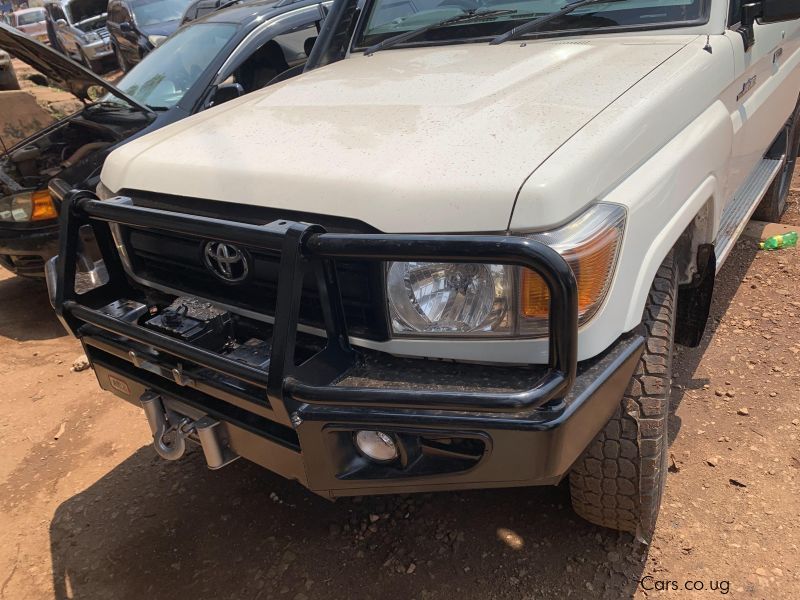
top-left (140, 391), bottom-right (193, 461)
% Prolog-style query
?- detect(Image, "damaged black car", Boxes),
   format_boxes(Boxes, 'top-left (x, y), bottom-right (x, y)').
top-left (0, 0), bottom-right (327, 277)
top-left (0, 24), bottom-right (153, 277)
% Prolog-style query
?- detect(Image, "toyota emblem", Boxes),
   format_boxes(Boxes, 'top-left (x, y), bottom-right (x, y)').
top-left (202, 241), bottom-right (250, 283)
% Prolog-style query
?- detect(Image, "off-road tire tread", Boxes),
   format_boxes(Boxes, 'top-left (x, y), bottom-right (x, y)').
top-left (569, 254), bottom-right (676, 535)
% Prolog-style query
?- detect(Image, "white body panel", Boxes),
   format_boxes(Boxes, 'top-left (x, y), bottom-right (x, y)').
top-left (100, 9), bottom-right (800, 365)
top-left (101, 38), bottom-right (691, 233)
top-left (725, 19), bottom-right (800, 201)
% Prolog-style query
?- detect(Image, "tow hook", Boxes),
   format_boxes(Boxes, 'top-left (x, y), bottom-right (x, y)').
top-left (140, 391), bottom-right (192, 461)
top-left (140, 391), bottom-right (239, 469)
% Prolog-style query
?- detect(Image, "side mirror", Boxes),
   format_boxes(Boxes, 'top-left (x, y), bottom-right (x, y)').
top-left (212, 82), bottom-right (244, 105)
top-left (760, 0), bottom-right (800, 22)
top-left (266, 63), bottom-right (304, 86)
top-left (55, 19), bottom-right (67, 27)
top-left (119, 22), bottom-right (133, 32)
top-left (738, 0), bottom-right (800, 51)
top-left (303, 36), bottom-right (317, 56)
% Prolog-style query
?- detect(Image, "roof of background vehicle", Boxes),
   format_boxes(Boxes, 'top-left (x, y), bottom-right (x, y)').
top-left (183, 0), bottom-right (316, 25)
top-left (0, 21), bottom-right (149, 109)
top-left (13, 7), bottom-right (47, 15)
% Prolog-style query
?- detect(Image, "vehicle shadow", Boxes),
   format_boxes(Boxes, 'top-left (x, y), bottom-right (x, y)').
top-left (50, 446), bottom-right (648, 600)
top-left (0, 272), bottom-right (67, 341)
top-left (667, 238), bottom-right (759, 446)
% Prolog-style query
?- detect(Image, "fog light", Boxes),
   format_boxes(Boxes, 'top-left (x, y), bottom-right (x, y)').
top-left (354, 430), bottom-right (398, 463)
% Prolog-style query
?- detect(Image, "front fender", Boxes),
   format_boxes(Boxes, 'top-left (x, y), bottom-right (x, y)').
top-left (510, 37), bottom-right (735, 361)
top-left (575, 99), bottom-right (731, 361)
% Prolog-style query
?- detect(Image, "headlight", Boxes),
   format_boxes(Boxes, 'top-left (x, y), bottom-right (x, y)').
top-left (84, 31), bottom-right (100, 43)
top-left (0, 190), bottom-right (58, 222)
top-left (147, 34), bottom-right (167, 47)
top-left (388, 262), bottom-right (511, 334)
top-left (386, 203), bottom-right (625, 337)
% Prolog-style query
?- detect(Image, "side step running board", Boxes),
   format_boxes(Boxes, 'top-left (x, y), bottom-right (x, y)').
top-left (715, 157), bottom-right (783, 269)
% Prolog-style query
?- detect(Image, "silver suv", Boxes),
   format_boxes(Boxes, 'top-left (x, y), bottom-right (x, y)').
top-left (43, 0), bottom-right (113, 72)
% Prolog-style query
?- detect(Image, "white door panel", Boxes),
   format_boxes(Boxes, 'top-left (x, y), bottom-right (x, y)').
top-left (724, 16), bottom-right (800, 204)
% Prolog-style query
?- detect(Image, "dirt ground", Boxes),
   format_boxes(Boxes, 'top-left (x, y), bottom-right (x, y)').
top-left (9, 60), bottom-right (83, 120)
top-left (0, 70), bottom-right (799, 600)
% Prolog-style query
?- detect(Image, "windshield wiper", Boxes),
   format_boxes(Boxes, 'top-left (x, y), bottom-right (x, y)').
top-left (85, 100), bottom-right (156, 118)
top-left (85, 100), bottom-right (135, 112)
top-left (364, 9), bottom-right (517, 56)
top-left (490, 0), bottom-right (623, 44)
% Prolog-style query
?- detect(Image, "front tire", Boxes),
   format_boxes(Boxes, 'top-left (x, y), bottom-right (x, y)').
top-left (78, 48), bottom-right (97, 73)
top-left (113, 42), bottom-right (128, 73)
top-left (79, 49), bottom-right (103, 75)
top-left (569, 252), bottom-right (677, 540)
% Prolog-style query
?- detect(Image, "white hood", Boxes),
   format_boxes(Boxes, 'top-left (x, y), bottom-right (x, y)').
top-left (101, 36), bottom-right (691, 232)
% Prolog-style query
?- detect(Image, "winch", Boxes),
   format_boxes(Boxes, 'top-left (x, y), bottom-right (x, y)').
top-left (144, 297), bottom-right (233, 351)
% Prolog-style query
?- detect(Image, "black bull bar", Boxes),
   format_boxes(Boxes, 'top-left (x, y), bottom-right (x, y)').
top-left (53, 191), bottom-right (579, 421)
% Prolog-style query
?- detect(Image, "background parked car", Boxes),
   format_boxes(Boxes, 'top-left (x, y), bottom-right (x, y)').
top-left (107, 0), bottom-right (194, 72)
top-left (43, 0), bottom-right (114, 72)
top-left (0, 0), bottom-right (326, 277)
top-left (179, 0), bottom-right (238, 24)
top-left (9, 7), bottom-right (49, 43)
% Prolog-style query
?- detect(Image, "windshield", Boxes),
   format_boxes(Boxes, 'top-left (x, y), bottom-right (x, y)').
top-left (132, 0), bottom-right (193, 26)
top-left (16, 9), bottom-right (47, 26)
top-left (356, 0), bottom-right (706, 48)
top-left (111, 22), bottom-right (236, 109)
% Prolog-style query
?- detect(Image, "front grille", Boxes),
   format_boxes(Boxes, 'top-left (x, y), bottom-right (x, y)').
top-left (118, 214), bottom-right (388, 340)
top-left (97, 27), bottom-right (110, 41)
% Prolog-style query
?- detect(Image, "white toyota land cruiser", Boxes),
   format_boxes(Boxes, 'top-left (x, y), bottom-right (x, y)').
top-left (49, 0), bottom-right (800, 540)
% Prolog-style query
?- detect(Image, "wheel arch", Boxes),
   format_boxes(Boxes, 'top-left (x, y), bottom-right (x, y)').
top-left (672, 197), bottom-right (716, 347)
top-left (575, 98), bottom-right (732, 360)
top-left (621, 176), bottom-right (720, 331)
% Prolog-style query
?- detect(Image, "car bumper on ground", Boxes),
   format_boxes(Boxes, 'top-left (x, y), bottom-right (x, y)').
top-left (50, 191), bottom-right (643, 497)
top-left (83, 40), bottom-right (113, 61)
top-left (0, 222), bottom-right (59, 277)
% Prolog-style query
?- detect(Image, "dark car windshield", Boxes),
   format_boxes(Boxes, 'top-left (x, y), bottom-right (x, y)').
top-left (16, 9), bottom-right (47, 25)
top-left (112, 22), bottom-right (236, 108)
top-left (356, 0), bottom-right (706, 48)
top-left (132, 0), bottom-right (194, 26)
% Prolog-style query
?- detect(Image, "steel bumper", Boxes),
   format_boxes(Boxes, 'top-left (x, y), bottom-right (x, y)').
top-left (83, 328), bottom-right (642, 495)
top-left (83, 40), bottom-right (113, 60)
top-left (52, 191), bottom-right (643, 496)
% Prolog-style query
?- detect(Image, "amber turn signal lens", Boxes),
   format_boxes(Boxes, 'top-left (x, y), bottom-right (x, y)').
top-left (31, 190), bottom-right (58, 221)
top-left (520, 204), bottom-right (625, 334)
top-left (521, 270), bottom-right (549, 319)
